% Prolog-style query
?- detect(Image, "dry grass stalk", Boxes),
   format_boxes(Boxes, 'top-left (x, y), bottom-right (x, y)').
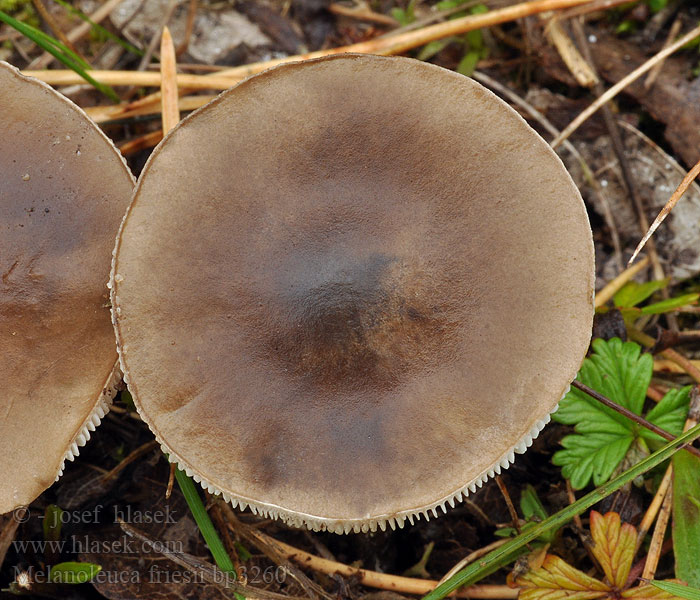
top-left (159, 26), bottom-right (179, 135)
top-left (550, 22), bottom-right (700, 148)
top-left (23, 0), bottom-right (599, 89)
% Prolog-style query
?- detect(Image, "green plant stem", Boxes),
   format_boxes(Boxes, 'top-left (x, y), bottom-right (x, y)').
top-left (422, 422), bottom-right (700, 600)
top-left (174, 467), bottom-right (235, 573)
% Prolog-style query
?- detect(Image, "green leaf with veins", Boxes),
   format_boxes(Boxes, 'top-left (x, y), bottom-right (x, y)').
top-left (552, 338), bottom-right (690, 489)
top-left (644, 386), bottom-right (692, 444)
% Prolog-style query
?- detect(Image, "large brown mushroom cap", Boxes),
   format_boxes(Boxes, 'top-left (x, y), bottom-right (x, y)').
top-left (0, 62), bottom-right (134, 513)
top-left (112, 54), bottom-right (594, 533)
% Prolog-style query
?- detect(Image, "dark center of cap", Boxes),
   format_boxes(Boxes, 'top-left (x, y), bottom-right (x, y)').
top-left (261, 248), bottom-right (455, 392)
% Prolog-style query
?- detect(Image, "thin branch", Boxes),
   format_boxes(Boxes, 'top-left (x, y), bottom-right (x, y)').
top-left (594, 255), bottom-right (650, 308)
top-left (644, 16), bottom-right (682, 89)
top-left (495, 476), bottom-right (521, 535)
top-left (630, 156), bottom-right (700, 264)
top-left (28, 0), bottom-right (130, 69)
top-left (571, 18), bottom-right (670, 317)
top-left (471, 70), bottom-right (623, 269)
top-left (550, 22), bottom-right (700, 149)
top-left (570, 380), bottom-right (700, 458)
top-left (220, 504), bottom-right (517, 599)
top-left (437, 539), bottom-right (509, 587)
top-left (176, 0), bottom-right (198, 56)
top-left (24, 0), bottom-right (600, 88)
top-left (635, 463), bottom-right (672, 553)
top-left (641, 486), bottom-right (673, 580)
top-left (118, 520), bottom-right (305, 600)
top-left (31, 0), bottom-right (84, 60)
top-left (328, 1), bottom-right (399, 26)
top-left (631, 329), bottom-right (700, 385)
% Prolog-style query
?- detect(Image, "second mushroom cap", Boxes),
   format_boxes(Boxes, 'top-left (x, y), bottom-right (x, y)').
top-left (0, 61), bottom-right (134, 513)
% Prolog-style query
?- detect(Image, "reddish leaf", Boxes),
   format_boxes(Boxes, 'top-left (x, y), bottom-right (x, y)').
top-left (622, 582), bottom-right (688, 600)
top-left (590, 511), bottom-right (636, 588)
top-left (514, 554), bottom-right (610, 600)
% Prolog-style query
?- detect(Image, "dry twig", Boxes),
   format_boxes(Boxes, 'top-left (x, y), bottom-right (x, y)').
top-left (641, 487), bottom-right (673, 580)
top-left (160, 26), bottom-right (179, 134)
top-left (594, 256), bottom-right (650, 308)
top-left (632, 329), bottom-right (700, 386)
top-left (24, 0), bottom-right (599, 89)
top-left (644, 17), bottom-right (682, 89)
top-left (630, 156), bottom-right (700, 265)
top-left (220, 505), bottom-right (516, 599)
top-left (635, 464), bottom-right (672, 554)
top-left (471, 70), bottom-right (623, 269)
top-left (550, 22), bottom-right (700, 148)
top-left (28, 0), bottom-right (131, 69)
top-left (571, 380), bottom-right (700, 458)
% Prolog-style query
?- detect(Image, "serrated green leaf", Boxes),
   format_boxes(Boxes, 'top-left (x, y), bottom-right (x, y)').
top-left (642, 387), bottom-right (691, 445)
top-left (614, 279), bottom-right (670, 308)
top-left (672, 450), bottom-right (700, 587)
top-left (641, 294), bottom-right (699, 315)
top-left (50, 562), bottom-right (101, 584)
top-left (590, 338), bottom-right (651, 414)
top-left (554, 434), bottom-right (633, 489)
top-left (553, 338), bottom-right (657, 489)
top-left (650, 581), bottom-right (700, 600)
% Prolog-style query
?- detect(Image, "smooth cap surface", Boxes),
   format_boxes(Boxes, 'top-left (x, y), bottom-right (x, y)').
top-left (0, 62), bottom-right (134, 513)
top-left (112, 54), bottom-right (594, 532)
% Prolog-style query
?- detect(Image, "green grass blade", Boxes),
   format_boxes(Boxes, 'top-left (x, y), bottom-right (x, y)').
top-left (422, 423), bottom-right (700, 600)
top-left (175, 467), bottom-right (246, 600)
top-left (672, 450), bottom-right (700, 586)
top-left (0, 9), bottom-right (119, 101)
top-left (174, 466), bottom-right (235, 574)
top-left (0, 10), bottom-right (89, 68)
top-left (50, 0), bottom-right (144, 57)
top-left (650, 581), bottom-right (700, 600)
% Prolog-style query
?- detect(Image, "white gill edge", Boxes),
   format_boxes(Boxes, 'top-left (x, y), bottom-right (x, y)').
top-left (0, 63), bottom-right (133, 484)
top-left (54, 361), bottom-right (120, 480)
top-left (110, 220), bottom-right (571, 533)
top-left (119, 376), bottom-right (567, 534)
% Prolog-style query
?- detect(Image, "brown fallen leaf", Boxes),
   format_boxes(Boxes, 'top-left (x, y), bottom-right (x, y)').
top-left (511, 511), bottom-right (687, 600)
top-left (589, 511), bottom-right (636, 589)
